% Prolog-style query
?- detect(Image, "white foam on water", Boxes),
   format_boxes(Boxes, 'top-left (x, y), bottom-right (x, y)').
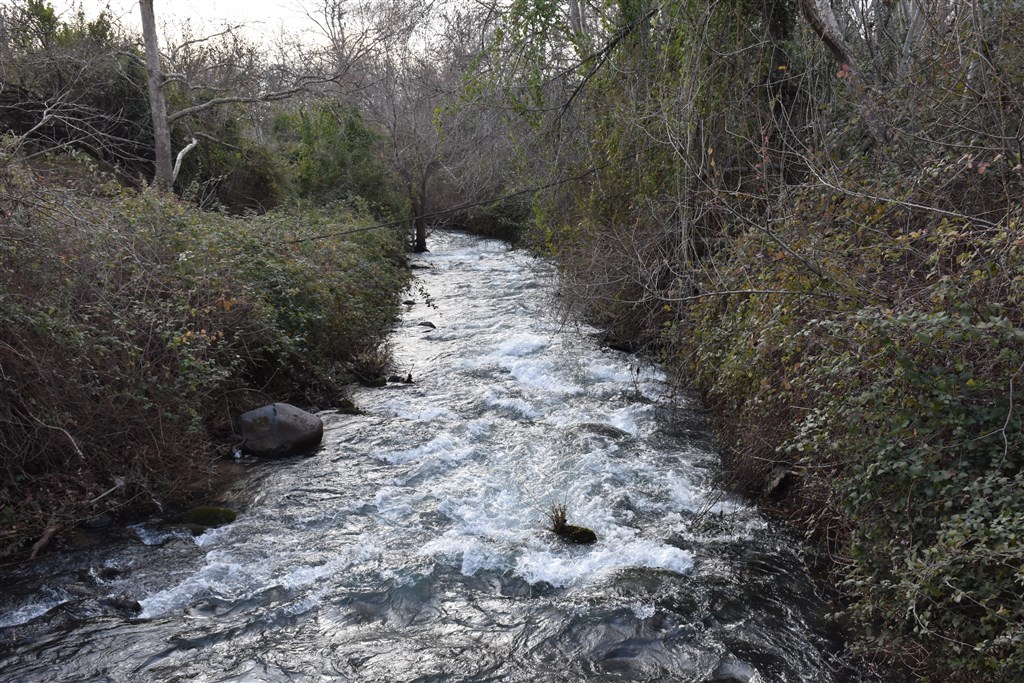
top-left (464, 350), bottom-right (585, 397)
top-left (514, 539), bottom-right (693, 588)
top-left (434, 490), bottom-right (535, 542)
top-left (375, 486), bottom-right (415, 519)
top-left (665, 472), bottom-right (704, 512)
top-left (139, 535), bottom-right (383, 619)
top-left (508, 361), bottom-right (584, 395)
top-left (380, 433), bottom-right (469, 465)
top-left (460, 542), bottom-right (506, 576)
top-left (138, 557), bottom-right (250, 618)
top-left (586, 360), bottom-right (635, 384)
top-left (0, 594), bottom-right (70, 628)
top-left (130, 523), bottom-right (189, 546)
top-left (494, 335), bottom-right (549, 358)
top-left (606, 404), bottom-right (654, 436)
top-left (194, 524), bottom-right (233, 547)
top-left (483, 389), bottom-right (540, 419)
top-left (466, 418), bottom-right (493, 437)
top-left (418, 531), bottom-right (508, 576)
top-left (278, 537), bottom-right (380, 589)
top-left (630, 602), bottom-right (656, 619)
top-left (378, 399), bottom-right (455, 422)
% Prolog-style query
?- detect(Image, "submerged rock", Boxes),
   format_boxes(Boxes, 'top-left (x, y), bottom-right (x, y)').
top-left (336, 397), bottom-right (362, 414)
top-left (98, 595), bottom-right (142, 615)
top-left (554, 523), bottom-right (598, 545)
top-left (181, 506), bottom-right (236, 528)
top-left (548, 503), bottom-right (598, 544)
top-left (239, 402), bottom-right (323, 457)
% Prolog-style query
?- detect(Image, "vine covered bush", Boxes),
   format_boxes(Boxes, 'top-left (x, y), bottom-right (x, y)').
top-left (0, 147), bottom-right (409, 557)
top-left (667, 161), bottom-right (1024, 677)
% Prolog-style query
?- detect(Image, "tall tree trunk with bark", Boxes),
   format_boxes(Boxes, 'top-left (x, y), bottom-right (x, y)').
top-left (140, 0), bottom-right (172, 190)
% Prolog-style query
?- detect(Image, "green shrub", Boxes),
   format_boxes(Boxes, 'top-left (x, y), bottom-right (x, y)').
top-left (462, 195), bottom-right (532, 244)
top-left (665, 162), bottom-right (1024, 677)
top-left (0, 147), bottom-right (410, 556)
top-left (270, 104), bottom-right (402, 217)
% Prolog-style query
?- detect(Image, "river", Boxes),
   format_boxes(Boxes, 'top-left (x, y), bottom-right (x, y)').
top-left (0, 231), bottom-right (846, 682)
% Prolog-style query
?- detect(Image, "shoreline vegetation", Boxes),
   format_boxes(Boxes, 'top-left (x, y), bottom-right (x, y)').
top-left (3, 0), bottom-right (1024, 678)
top-left (0, 149), bottom-right (411, 559)
top-left (497, 1), bottom-right (1024, 677)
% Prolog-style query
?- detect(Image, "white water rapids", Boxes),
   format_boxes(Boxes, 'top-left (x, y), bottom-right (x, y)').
top-left (0, 231), bottom-right (845, 681)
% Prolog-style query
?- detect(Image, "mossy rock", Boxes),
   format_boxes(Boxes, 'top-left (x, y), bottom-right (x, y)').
top-left (181, 506), bottom-right (237, 528)
top-left (337, 397), bottom-right (362, 414)
top-left (364, 377), bottom-right (387, 388)
top-left (554, 524), bottom-right (598, 545)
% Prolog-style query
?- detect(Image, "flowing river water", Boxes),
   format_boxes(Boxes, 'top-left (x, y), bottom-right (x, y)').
top-left (0, 232), bottom-right (847, 682)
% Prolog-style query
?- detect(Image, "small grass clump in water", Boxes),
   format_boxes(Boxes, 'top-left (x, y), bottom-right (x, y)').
top-left (547, 503), bottom-right (597, 545)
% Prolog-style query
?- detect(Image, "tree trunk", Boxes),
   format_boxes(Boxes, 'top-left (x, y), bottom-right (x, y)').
top-left (765, 0), bottom-right (798, 183)
top-left (412, 161), bottom-right (439, 253)
top-left (140, 0), bottom-right (173, 190)
top-left (413, 208), bottom-right (428, 253)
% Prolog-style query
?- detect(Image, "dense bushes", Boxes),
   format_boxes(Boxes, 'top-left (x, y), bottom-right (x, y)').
top-left (270, 104), bottom-right (402, 216)
top-left (0, 147), bottom-right (409, 557)
top-left (662, 159), bottom-right (1024, 677)
top-left (0, 2), bottom-right (417, 559)
top-left (499, 0), bottom-right (1024, 675)
top-left (460, 196), bottom-right (533, 244)
top-left (0, 3), bottom-right (153, 177)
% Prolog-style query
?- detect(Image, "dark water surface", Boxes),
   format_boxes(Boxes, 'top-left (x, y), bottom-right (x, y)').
top-left (0, 232), bottom-right (845, 682)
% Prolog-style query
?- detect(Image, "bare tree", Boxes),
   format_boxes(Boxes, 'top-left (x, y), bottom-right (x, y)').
top-left (137, 1), bottom-right (360, 191)
top-left (139, 0), bottom-right (173, 188)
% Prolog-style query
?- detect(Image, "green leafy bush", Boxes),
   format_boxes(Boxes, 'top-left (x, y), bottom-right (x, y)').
top-left (270, 104), bottom-right (402, 216)
top-left (666, 162), bottom-right (1024, 677)
top-left (0, 147), bottom-right (409, 556)
top-left (461, 195), bottom-right (532, 244)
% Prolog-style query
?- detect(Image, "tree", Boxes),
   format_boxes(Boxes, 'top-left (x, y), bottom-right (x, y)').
top-left (139, 0), bottom-right (173, 189)
top-left (349, 2), bottom-right (532, 251)
top-left (0, 3), bottom-right (152, 176)
top-left (137, 1), bottom-right (347, 191)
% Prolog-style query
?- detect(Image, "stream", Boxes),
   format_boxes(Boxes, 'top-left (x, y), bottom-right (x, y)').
top-left (0, 231), bottom-right (846, 682)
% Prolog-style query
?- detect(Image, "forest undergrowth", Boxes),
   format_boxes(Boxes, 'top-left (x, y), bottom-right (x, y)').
top-left (0, 148), bottom-right (409, 559)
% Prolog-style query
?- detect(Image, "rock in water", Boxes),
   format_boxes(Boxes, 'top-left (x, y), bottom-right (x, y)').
top-left (181, 506), bottom-right (237, 527)
top-left (556, 523), bottom-right (598, 545)
top-left (240, 402), bottom-right (323, 457)
top-left (548, 503), bottom-right (598, 544)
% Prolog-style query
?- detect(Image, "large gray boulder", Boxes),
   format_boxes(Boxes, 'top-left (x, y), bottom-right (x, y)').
top-left (239, 403), bottom-right (323, 458)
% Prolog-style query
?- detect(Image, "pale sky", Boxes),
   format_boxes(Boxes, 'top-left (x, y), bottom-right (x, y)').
top-left (47, 0), bottom-right (323, 42)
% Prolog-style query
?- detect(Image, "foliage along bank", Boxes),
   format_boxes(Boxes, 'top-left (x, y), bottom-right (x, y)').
top-left (0, 148), bottom-right (410, 559)
top-left (0, 3), bottom-right (416, 559)
top-left (491, 0), bottom-right (1024, 678)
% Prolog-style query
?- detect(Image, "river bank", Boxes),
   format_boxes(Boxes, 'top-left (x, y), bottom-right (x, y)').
top-left (0, 153), bottom-right (411, 560)
top-left (536, 155), bottom-right (1024, 679)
